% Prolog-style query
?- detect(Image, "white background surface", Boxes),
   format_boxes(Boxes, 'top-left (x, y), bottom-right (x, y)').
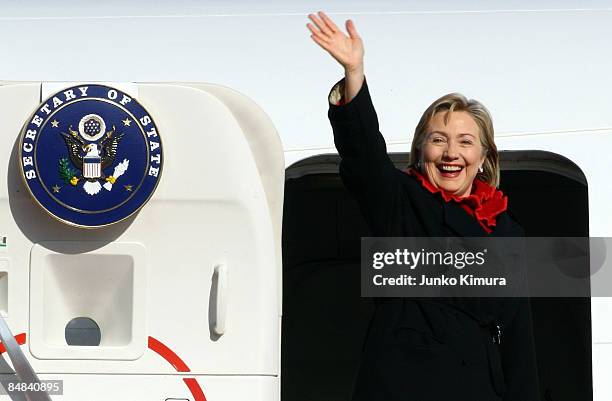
top-left (1, 1), bottom-right (612, 153)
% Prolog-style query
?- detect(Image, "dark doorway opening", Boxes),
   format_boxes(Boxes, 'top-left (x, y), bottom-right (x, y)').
top-left (281, 151), bottom-right (591, 401)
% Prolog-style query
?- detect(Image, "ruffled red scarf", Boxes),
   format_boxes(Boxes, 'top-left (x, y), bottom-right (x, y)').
top-left (406, 168), bottom-right (508, 234)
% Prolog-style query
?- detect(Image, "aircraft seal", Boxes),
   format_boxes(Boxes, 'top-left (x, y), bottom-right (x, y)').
top-left (18, 84), bottom-right (163, 228)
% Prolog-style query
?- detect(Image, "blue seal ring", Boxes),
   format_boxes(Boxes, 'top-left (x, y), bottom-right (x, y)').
top-left (18, 84), bottom-right (163, 228)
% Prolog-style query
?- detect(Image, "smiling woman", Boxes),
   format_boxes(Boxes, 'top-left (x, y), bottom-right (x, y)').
top-left (307, 10), bottom-right (539, 401)
top-left (411, 92), bottom-right (499, 196)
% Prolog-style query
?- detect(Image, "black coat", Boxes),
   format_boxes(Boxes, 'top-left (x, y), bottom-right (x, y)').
top-left (328, 78), bottom-right (540, 401)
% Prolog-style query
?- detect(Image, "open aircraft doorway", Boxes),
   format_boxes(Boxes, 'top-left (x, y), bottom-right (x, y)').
top-left (281, 150), bottom-right (591, 401)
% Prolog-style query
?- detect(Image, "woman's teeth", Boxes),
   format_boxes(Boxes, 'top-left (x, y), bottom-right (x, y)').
top-left (439, 165), bottom-right (462, 171)
top-left (436, 165), bottom-right (463, 178)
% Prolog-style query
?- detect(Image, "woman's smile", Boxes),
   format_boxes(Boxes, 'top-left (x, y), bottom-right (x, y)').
top-left (436, 163), bottom-right (464, 179)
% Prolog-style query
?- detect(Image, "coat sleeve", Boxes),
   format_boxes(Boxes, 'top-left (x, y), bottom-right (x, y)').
top-left (500, 298), bottom-right (541, 401)
top-left (328, 77), bottom-right (400, 234)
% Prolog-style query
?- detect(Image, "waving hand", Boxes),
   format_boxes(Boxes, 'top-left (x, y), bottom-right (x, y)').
top-left (307, 11), bottom-right (365, 101)
top-left (307, 12), bottom-right (364, 72)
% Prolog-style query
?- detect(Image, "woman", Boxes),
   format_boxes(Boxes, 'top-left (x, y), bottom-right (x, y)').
top-left (307, 12), bottom-right (540, 401)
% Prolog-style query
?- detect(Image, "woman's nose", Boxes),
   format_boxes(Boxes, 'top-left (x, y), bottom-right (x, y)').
top-left (443, 140), bottom-right (460, 159)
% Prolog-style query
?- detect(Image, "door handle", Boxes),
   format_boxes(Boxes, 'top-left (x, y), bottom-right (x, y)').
top-left (213, 264), bottom-right (228, 336)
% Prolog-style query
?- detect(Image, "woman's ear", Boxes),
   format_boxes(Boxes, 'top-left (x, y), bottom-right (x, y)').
top-left (478, 155), bottom-right (486, 173)
top-left (480, 151), bottom-right (487, 167)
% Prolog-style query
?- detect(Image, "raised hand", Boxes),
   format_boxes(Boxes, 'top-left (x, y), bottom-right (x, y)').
top-left (307, 11), bottom-right (364, 73)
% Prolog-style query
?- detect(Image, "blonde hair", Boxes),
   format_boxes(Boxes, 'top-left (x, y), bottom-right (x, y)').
top-left (409, 93), bottom-right (500, 187)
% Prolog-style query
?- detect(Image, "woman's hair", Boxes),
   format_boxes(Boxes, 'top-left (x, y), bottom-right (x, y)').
top-left (409, 93), bottom-right (500, 187)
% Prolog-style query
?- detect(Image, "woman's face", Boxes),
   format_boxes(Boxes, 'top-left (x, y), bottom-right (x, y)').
top-left (421, 110), bottom-right (486, 198)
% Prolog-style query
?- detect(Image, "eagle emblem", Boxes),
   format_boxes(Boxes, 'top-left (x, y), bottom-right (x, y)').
top-left (59, 114), bottom-right (129, 195)
top-left (19, 84), bottom-right (163, 228)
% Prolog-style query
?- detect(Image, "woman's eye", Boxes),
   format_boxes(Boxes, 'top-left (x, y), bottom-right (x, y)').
top-left (461, 140), bottom-right (473, 145)
top-left (431, 137), bottom-right (445, 143)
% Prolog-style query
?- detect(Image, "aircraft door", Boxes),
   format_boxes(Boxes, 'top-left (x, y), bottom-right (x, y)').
top-left (0, 81), bottom-right (284, 400)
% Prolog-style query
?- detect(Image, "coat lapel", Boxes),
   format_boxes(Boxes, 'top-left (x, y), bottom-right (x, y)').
top-left (442, 201), bottom-right (523, 237)
top-left (489, 212), bottom-right (524, 237)
top-left (442, 201), bottom-right (488, 237)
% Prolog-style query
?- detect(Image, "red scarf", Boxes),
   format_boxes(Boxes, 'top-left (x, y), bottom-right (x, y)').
top-left (406, 168), bottom-right (508, 234)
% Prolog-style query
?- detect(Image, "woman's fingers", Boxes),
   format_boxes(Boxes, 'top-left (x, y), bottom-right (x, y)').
top-left (307, 11), bottom-right (361, 69)
top-left (346, 19), bottom-right (360, 39)
top-left (306, 23), bottom-right (329, 42)
top-left (307, 23), bottom-right (329, 43)
top-left (318, 11), bottom-right (339, 33)
top-left (308, 13), bottom-right (333, 37)
top-left (310, 34), bottom-right (331, 52)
